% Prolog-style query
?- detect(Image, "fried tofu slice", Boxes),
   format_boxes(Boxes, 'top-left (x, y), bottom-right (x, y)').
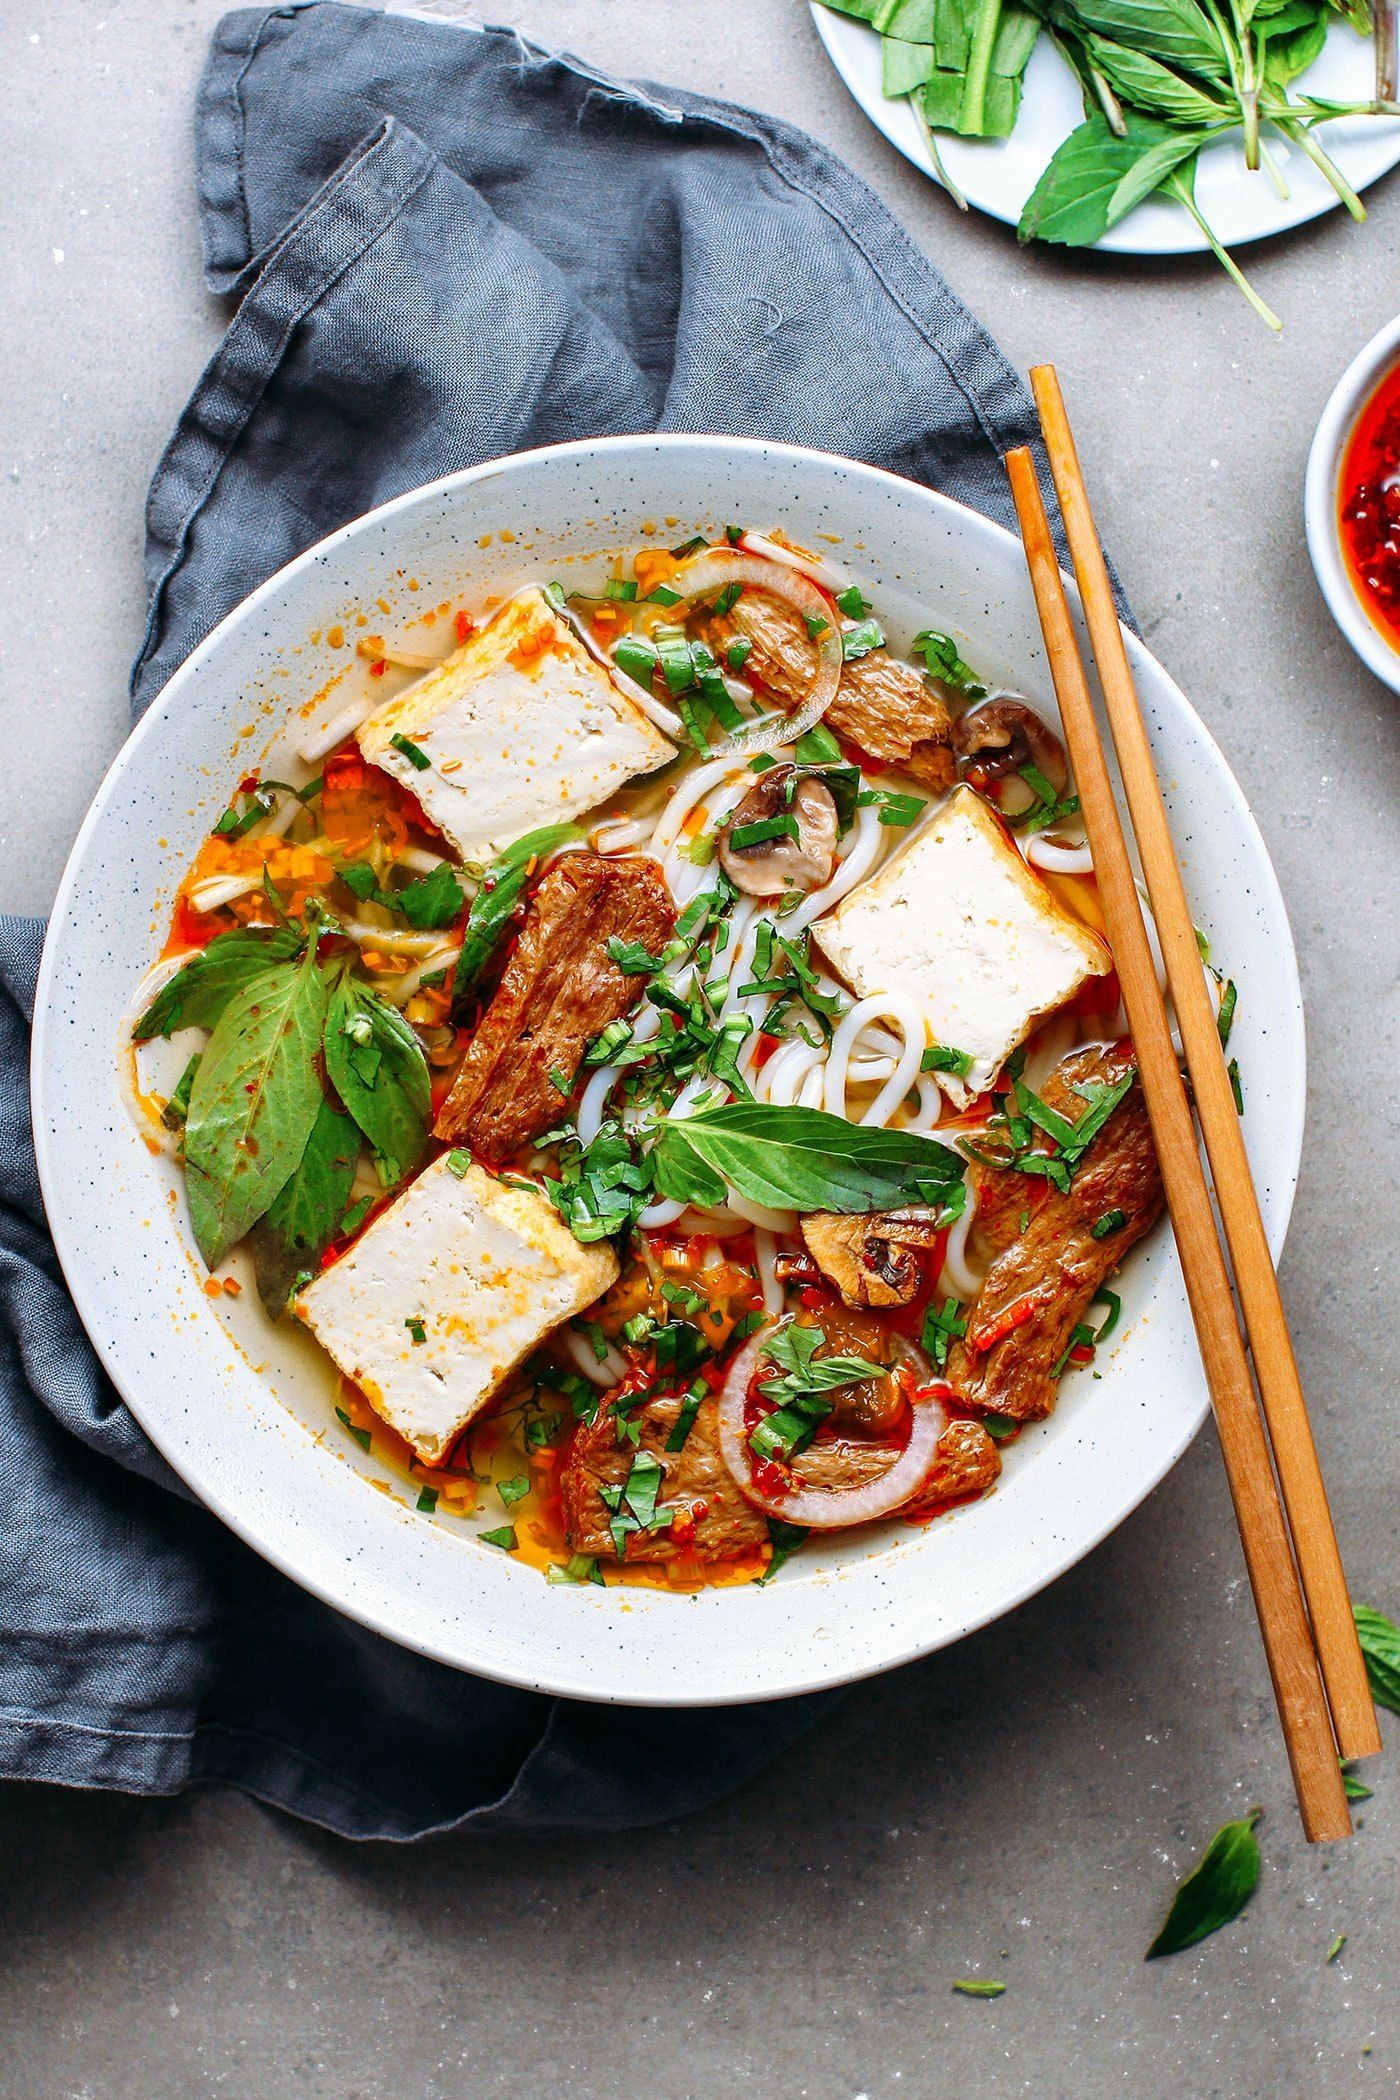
top-left (295, 1154), bottom-right (617, 1465)
top-left (813, 785), bottom-right (1110, 1106)
top-left (357, 589), bottom-right (675, 862)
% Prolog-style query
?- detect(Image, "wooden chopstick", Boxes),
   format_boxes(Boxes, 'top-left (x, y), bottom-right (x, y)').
top-left (1031, 364), bottom-right (1381, 1769)
top-left (1003, 442), bottom-right (1352, 1842)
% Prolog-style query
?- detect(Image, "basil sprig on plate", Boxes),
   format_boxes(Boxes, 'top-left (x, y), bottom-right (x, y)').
top-left (1354, 1602), bottom-right (1400, 1714)
top-left (651, 1101), bottom-right (964, 1214)
top-left (249, 1097), bottom-right (361, 1314)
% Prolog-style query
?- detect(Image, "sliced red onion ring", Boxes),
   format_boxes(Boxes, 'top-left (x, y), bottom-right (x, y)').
top-left (716, 1318), bottom-right (949, 1530)
top-left (669, 548), bottom-right (843, 760)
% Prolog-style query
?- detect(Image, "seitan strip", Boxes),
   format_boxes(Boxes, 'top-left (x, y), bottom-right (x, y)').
top-left (435, 851), bottom-right (674, 1159)
top-left (947, 1044), bottom-right (1165, 1421)
top-left (699, 591), bottom-right (957, 791)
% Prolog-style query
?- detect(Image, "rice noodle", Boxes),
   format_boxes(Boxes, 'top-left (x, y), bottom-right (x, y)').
top-left (338, 918), bottom-right (452, 958)
top-left (564, 1329), bottom-right (628, 1389)
top-left (381, 944), bottom-right (461, 1007)
top-left (299, 693), bottom-right (377, 765)
top-left (1024, 831), bottom-right (1094, 876)
top-left (823, 992), bottom-right (926, 1127)
top-left (786, 801), bottom-right (885, 930)
top-left (936, 1175), bottom-right (983, 1305)
top-left (753, 1228), bottom-right (783, 1314)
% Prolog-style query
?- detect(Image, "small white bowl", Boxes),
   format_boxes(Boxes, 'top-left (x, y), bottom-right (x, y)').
top-left (1305, 310), bottom-right (1400, 695)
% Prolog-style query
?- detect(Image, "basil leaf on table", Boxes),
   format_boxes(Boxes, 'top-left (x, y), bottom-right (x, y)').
top-left (324, 975), bottom-right (431, 1188)
top-left (1353, 1603), bottom-right (1400, 1715)
top-left (449, 822), bottom-right (582, 1021)
top-left (249, 1097), bottom-right (361, 1316)
top-left (651, 1102), bottom-right (964, 1214)
top-left (1145, 1808), bottom-right (1262, 1959)
top-left (183, 943), bottom-right (331, 1269)
top-left (1018, 113), bottom-right (1207, 248)
top-left (133, 924), bottom-right (303, 1040)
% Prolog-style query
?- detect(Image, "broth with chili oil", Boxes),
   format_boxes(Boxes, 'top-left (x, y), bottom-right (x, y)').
top-left (123, 527), bottom-right (1219, 1588)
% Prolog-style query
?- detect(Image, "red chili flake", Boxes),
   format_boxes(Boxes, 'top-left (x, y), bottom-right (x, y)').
top-left (966, 1290), bottom-right (1049, 1354)
top-left (454, 609), bottom-right (475, 644)
top-left (369, 658), bottom-right (387, 677)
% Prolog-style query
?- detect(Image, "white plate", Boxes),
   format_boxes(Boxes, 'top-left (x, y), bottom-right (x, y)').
top-left (32, 434), bottom-right (1304, 1707)
top-left (812, 5), bottom-right (1400, 255)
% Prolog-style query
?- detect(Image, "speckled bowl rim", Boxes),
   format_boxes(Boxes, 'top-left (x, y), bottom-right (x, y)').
top-left (32, 434), bottom-right (1305, 1706)
top-left (1305, 309), bottom-right (1400, 696)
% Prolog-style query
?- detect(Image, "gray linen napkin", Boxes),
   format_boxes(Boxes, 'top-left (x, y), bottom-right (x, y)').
top-left (0, 1), bottom-right (1042, 1839)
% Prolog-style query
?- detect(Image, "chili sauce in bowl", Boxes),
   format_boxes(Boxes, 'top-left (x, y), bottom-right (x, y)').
top-left (1305, 311), bottom-right (1400, 695)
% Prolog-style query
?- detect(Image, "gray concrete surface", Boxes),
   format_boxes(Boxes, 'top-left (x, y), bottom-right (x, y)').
top-left (2, 2), bottom-right (1397, 2095)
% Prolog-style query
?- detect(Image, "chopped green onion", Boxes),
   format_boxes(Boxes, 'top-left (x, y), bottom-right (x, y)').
top-left (446, 1150), bottom-right (471, 1179)
top-left (726, 637), bottom-right (753, 672)
top-left (416, 1486), bottom-right (439, 1513)
top-left (480, 1525), bottom-right (517, 1550)
top-left (335, 1406), bottom-right (372, 1453)
top-left (390, 732), bottom-right (430, 771)
top-left (921, 1042), bottom-right (974, 1079)
top-left (604, 577), bottom-right (638, 602)
top-left (714, 581), bottom-right (745, 617)
top-left (729, 814), bottom-right (799, 852)
top-left (1091, 1208), bottom-right (1127, 1240)
top-left (405, 1316), bottom-right (427, 1345)
top-left (1228, 1058), bottom-right (1244, 1114)
top-left (803, 613), bottom-right (828, 640)
top-left (1217, 979), bottom-right (1238, 1049)
top-left (841, 617), bottom-right (885, 660)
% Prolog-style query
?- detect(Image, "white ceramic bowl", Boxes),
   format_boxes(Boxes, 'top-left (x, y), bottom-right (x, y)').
top-left (1306, 310), bottom-right (1400, 695)
top-left (32, 435), bottom-right (1305, 1706)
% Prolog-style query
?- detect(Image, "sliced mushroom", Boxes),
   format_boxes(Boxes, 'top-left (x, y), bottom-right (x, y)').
top-left (801, 1211), bottom-right (945, 1313)
top-left (718, 765), bottom-right (839, 897)
top-left (953, 699), bottom-right (1068, 797)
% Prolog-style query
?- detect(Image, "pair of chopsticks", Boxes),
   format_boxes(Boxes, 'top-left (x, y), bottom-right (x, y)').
top-left (1005, 368), bottom-right (1380, 1844)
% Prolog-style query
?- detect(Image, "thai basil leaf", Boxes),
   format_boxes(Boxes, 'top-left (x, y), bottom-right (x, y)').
top-left (324, 975), bottom-right (431, 1187)
top-left (1018, 113), bottom-right (1205, 247)
top-left (1067, 0), bottom-right (1227, 78)
top-left (398, 862), bottom-right (466, 930)
top-left (651, 1101), bottom-right (964, 1214)
top-left (1082, 32), bottom-right (1229, 121)
top-left (133, 924), bottom-right (303, 1041)
top-left (249, 1097), bottom-right (361, 1315)
top-left (1354, 1603), bottom-right (1400, 1715)
top-left (183, 944), bottom-right (331, 1269)
top-left (1145, 1809), bottom-right (1262, 1959)
top-left (449, 822), bottom-right (582, 1020)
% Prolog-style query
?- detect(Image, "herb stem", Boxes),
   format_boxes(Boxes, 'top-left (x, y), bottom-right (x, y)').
top-left (910, 93), bottom-right (968, 209)
top-left (1274, 116), bottom-right (1367, 221)
top-left (1163, 169), bottom-right (1282, 333)
top-left (960, 0), bottom-right (1004, 137)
